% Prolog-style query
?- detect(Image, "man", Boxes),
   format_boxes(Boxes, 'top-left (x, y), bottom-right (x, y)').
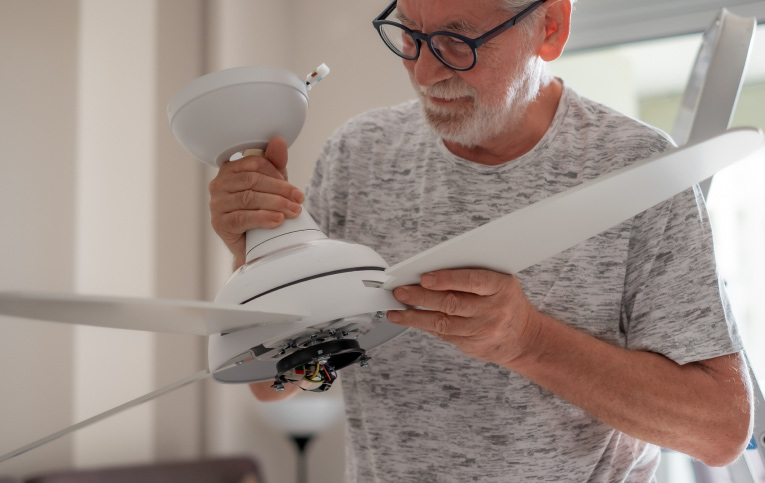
top-left (209, 0), bottom-right (753, 480)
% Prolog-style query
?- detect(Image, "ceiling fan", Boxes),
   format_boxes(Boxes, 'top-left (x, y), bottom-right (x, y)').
top-left (0, 10), bottom-right (763, 468)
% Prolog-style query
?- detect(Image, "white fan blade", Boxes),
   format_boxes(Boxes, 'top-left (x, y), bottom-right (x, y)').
top-left (384, 128), bottom-right (763, 289)
top-left (0, 369), bottom-right (210, 463)
top-left (0, 292), bottom-right (305, 336)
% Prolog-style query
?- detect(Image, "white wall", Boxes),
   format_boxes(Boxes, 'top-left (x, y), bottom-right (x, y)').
top-left (0, 0), bottom-right (79, 474)
top-left (74, 0), bottom-right (160, 465)
top-left (152, 0), bottom-right (208, 462)
top-left (73, 0), bottom-right (208, 468)
top-left (0, 0), bottom-right (207, 477)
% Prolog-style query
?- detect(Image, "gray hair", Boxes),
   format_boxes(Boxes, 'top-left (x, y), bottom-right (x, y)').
top-left (499, 0), bottom-right (575, 38)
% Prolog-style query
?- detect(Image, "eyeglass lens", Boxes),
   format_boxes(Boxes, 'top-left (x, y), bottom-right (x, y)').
top-left (378, 23), bottom-right (475, 69)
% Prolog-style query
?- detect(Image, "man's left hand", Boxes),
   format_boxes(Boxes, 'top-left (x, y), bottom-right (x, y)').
top-left (387, 269), bottom-right (539, 367)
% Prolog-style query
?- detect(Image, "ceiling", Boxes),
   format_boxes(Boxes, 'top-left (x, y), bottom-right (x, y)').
top-left (560, 16), bottom-right (765, 98)
top-left (566, 0), bottom-right (765, 52)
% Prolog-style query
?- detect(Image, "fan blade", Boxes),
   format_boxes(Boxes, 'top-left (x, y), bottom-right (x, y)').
top-left (384, 128), bottom-right (763, 289)
top-left (0, 292), bottom-right (305, 336)
top-left (0, 369), bottom-right (210, 463)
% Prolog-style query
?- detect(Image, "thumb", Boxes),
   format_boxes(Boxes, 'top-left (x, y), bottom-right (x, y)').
top-left (265, 137), bottom-right (289, 181)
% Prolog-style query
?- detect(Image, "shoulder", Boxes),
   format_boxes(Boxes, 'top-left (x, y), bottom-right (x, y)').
top-left (543, 85), bottom-right (676, 180)
top-left (560, 85), bottom-right (675, 157)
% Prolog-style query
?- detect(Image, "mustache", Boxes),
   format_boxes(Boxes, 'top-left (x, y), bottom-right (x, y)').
top-left (417, 78), bottom-right (477, 101)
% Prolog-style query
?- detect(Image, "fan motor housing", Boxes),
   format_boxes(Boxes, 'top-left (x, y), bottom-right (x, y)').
top-left (207, 227), bottom-right (406, 383)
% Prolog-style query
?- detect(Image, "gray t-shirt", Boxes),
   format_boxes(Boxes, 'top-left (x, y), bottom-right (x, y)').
top-left (304, 85), bottom-right (742, 482)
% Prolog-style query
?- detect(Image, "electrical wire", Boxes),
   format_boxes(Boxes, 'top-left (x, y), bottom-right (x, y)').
top-left (304, 363), bottom-right (323, 383)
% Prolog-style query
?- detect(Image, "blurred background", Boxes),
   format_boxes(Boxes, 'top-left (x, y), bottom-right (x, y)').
top-left (0, 1), bottom-right (763, 482)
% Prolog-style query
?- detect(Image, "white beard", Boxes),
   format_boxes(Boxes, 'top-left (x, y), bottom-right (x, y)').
top-left (414, 55), bottom-right (547, 148)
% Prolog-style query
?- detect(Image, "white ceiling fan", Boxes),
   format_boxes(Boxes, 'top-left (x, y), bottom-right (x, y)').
top-left (0, 10), bottom-right (763, 470)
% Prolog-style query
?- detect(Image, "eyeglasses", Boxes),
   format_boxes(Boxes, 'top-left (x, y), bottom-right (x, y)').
top-left (373, 0), bottom-right (547, 71)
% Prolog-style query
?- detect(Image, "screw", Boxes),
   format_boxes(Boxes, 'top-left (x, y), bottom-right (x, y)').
top-left (359, 357), bottom-right (370, 368)
top-left (271, 382), bottom-right (285, 392)
top-left (375, 311), bottom-right (384, 319)
top-left (235, 361), bottom-right (243, 366)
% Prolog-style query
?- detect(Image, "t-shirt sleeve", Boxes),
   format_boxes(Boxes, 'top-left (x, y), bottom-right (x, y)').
top-left (304, 143), bottom-right (330, 233)
top-left (303, 127), bottom-right (351, 239)
top-left (620, 185), bottom-right (742, 365)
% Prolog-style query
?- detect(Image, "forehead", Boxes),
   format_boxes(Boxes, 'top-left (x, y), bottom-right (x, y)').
top-left (396, 0), bottom-right (506, 32)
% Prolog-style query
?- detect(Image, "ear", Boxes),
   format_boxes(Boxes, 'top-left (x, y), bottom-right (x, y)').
top-left (537, 0), bottom-right (571, 61)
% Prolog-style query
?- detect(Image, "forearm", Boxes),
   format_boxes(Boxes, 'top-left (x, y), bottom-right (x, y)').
top-left (388, 269), bottom-right (753, 465)
top-left (249, 376), bottom-right (325, 401)
top-left (508, 311), bottom-right (752, 466)
top-left (249, 380), bottom-right (300, 401)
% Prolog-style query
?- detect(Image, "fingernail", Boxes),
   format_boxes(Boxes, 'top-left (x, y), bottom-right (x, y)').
top-left (288, 202), bottom-right (301, 214)
top-left (421, 273), bottom-right (435, 288)
top-left (292, 189), bottom-right (305, 203)
top-left (394, 287), bottom-right (409, 302)
top-left (387, 311), bottom-right (402, 323)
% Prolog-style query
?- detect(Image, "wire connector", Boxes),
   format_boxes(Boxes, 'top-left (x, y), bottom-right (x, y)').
top-left (305, 63), bottom-right (330, 90)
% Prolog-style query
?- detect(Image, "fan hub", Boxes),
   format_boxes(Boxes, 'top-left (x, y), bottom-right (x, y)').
top-left (207, 236), bottom-right (407, 383)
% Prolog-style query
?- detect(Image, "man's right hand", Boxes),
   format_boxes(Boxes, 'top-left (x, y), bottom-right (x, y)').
top-left (208, 137), bottom-right (305, 266)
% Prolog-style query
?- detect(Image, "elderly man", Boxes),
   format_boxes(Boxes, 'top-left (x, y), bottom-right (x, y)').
top-left (209, 0), bottom-right (753, 480)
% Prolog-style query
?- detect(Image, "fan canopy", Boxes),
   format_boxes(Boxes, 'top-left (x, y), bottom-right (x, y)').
top-left (167, 65), bottom-right (309, 168)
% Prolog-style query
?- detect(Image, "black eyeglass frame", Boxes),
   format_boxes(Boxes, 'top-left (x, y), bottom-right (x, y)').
top-left (372, 0), bottom-right (548, 71)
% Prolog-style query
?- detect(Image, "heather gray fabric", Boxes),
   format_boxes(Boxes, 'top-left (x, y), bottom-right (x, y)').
top-left (304, 85), bottom-right (742, 482)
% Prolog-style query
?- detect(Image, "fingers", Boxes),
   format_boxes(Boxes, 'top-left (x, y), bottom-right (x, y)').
top-left (212, 204), bottom-right (288, 235)
top-left (264, 137), bottom-right (289, 180)
top-left (388, 269), bottom-right (534, 366)
top-left (210, 191), bottom-right (303, 244)
top-left (208, 137), bottom-right (303, 259)
top-left (210, 142), bottom-right (304, 216)
top-left (387, 309), bottom-right (476, 337)
top-left (393, 285), bottom-right (480, 317)
top-left (231, 191), bottom-right (301, 218)
top-left (210, 174), bottom-right (303, 211)
top-left (217, 153), bottom-right (285, 182)
top-left (420, 269), bottom-right (506, 297)
top-left (209, 172), bottom-right (304, 233)
top-left (388, 268), bottom-right (518, 337)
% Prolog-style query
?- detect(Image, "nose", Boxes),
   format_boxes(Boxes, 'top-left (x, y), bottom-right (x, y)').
top-left (408, 42), bottom-right (454, 88)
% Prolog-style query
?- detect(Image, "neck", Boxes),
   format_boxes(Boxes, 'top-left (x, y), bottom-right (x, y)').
top-left (443, 78), bottom-right (563, 166)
